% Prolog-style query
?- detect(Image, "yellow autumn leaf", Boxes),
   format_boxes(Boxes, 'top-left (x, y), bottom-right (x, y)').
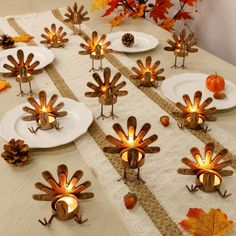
top-left (110, 14), bottom-right (126, 27)
top-left (180, 208), bottom-right (233, 236)
top-left (12, 34), bottom-right (34, 43)
top-left (0, 79), bottom-right (11, 92)
top-left (91, 0), bottom-right (109, 11)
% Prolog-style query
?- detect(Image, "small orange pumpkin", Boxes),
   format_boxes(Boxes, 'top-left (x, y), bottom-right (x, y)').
top-left (206, 73), bottom-right (225, 92)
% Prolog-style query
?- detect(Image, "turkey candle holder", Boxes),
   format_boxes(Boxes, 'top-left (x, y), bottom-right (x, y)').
top-left (85, 67), bottom-right (128, 119)
top-left (79, 31), bottom-right (112, 72)
top-left (175, 91), bottom-right (216, 132)
top-left (33, 164), bottom-right (94, 226)
top-left (40, 23), bottom-right (68, 48)
top-left (103, 116), bottom-right (160, 183)
top-left (22, 90), bottom-right (67, 133)
top-left (164, 29), bottom-right (198, 69)
top-left (64, 2), bottom-right (89, 35)
top-left (177, 142), bottom-right (233, 198)
top-left (131, 56), bottom-right (165, 88)
top-left (3, 49), bottom-right (40, 96)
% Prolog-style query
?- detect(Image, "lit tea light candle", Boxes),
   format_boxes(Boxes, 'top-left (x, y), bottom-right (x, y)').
top-left (55, 196), bottom-right (79, 213)
top-left (16, 73), bottom-right (31, 79)
top-left (121, 149), bottom-right (143, 162)
top-left (38, 114), bottom-right (56, 124)
top-left (198, 173), bottom-right (221, 186)
top-left (185, 113), bottom-right (204, 124)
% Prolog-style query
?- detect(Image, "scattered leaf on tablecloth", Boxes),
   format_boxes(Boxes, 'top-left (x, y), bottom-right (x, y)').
top-left (12, 34), bottom-right (34, 43)
top-left (179, 208), bottom-right (233, 236)
top-left (0, 79), bottom-right (11, 92)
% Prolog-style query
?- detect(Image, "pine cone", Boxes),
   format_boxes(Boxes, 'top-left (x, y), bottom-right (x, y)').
top-left (0, 34), bottom-right (15, 49)
top-left (1, 139), bottom-right (30, 165)
top-left (121, 33), bottom-right (134, 47)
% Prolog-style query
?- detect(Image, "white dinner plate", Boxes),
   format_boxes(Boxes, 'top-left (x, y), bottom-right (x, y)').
top-left (161, 73), bottom-right (236, 110)
top-left (107, 31), bottom-right (159, 53)
top-left (0, 98), bottom-right (93, 148)
top-left (0, 46), bottom-right (55, 73)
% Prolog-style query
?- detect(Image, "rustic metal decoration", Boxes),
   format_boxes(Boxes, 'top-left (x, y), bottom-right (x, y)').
top-left (40, 23), bottom-right (68, 48)
top-left (177, 142), bottom-right (233, 198)
top-left (3, 49), bottom-right (40, 96)
top-left (64, 2), bottom-right (89, 35)
top-left (1, 138), bottom-right (30, 165)
top-left (175, 91), bottom-right (216, 132)
top-left (164, 29), bottom-right (198, 69)
top-left (103, 116), bottom-right (160, 183)
top-left (131, 56), bottom-right (165, 88)
top-left (79, 31), bottom-right (112, 72)
top-left (85, 67), bottom-right (128, 119)
top-left (33, 164), bottom-right (94, 225)
top-left (22, 90), bottom-right (67, 133)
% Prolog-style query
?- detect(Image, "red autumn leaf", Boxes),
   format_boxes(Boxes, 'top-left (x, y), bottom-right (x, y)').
top-left (180, 0), bottom-right (198, 6)
top-left (175, 11), bottom-right (193, 20)
top-left (102, 0), bottom-right (120, 17)
top-left (150, 0), bottom-right (174, 23)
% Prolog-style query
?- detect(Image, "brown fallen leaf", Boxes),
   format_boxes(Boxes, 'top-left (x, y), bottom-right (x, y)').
top-left (0, 79), bottom-right (11, 92)
top-left (180, 208), bottom-right (233, 236)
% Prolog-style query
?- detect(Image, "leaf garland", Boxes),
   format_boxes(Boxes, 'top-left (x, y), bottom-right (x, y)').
top-left (91, 0), bottom-right (202, 31)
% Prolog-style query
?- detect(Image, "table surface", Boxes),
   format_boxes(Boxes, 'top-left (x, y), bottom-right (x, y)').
top-left (0, 1), bottom-right (236, 236)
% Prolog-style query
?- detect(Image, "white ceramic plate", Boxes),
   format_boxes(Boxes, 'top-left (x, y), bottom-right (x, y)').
top-left (107, 31), bottom-right (159, 53)
top-left (161, 73), bottom-right (236, 110)
top-left (0, 98), bottom-right (93, 148)
top-left (0, 46), bottom-right (55, 73)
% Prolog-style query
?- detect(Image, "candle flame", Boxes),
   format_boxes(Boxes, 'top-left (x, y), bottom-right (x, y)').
top-left (41, 106), bottom-right (48, 112)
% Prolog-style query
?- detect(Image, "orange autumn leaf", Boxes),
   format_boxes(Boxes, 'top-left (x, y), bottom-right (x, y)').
top-left (180, 208), bottom-right (233, 236)
top-left (160, 18), bottom-right (175, 31)
top-left (0, 79), bottom-right (11, 92)
top-left (12, 34), bottom-right (34, 43)
top-left (110, 13), bottom-right (126, 26)
top-left (129, 4), bottom-right (146, 18)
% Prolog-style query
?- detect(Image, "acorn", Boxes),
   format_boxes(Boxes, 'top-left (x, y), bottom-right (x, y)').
top-left (121, 33), bottom-right (134, 47)
top-left (213, 91), bottom-right (226, 100)
top-left (124, 192), bottom-right (137, 209)
top-left (160, 116), bottom-right (169, 127)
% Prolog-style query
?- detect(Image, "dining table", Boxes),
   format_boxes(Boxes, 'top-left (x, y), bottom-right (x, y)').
top-left (0, 1), bottom-right (236, 236)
